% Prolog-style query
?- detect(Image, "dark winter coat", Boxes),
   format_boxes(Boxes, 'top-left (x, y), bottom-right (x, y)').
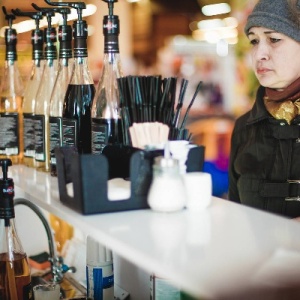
top-left (228, 85), bottom-right (300, 218)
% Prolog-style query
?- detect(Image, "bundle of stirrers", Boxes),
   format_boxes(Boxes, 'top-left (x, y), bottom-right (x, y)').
top-left (129, 122), bottom-right (169, 149)
top-left (117, 76), bottom-right (202, 146)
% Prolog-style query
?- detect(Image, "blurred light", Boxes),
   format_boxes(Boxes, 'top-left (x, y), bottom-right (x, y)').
top-left (127, 0), bottom-right (140, 2)
top-left (216, 39), bottom-right (229, 56)
top-left (192, 27), bottom-right (238, 44)
top-left (173, 35), bottom-right (188, 46)
top-left (197, 17), bottom-right (237, 30)
top-left (202, 3), bottom-right (231, 16)
top-left (223, 17), bottom-right (238, 28)
top-left (191, 16), bottom-right (238, 44)
top-left (189, 21), bottom-right (199, 32)
top-left (198, 19), bottom-right (223, 30)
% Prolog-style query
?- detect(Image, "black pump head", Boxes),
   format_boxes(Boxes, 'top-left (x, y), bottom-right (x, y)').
top-left (44, 0), bottom-right (86, 21)
top-left (2, 6), bottom-right (16, 27)
top-left (103, 0), bottom-right (118, 16)
top-left (0, 159), bottom-right (12, 181)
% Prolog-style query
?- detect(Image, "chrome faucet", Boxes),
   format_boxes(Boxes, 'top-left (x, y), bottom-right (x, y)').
top-left (14, 198), bottom-right (75, 283)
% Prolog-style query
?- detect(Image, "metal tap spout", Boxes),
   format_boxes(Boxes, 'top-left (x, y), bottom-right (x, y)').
top-left (14, 198), bottom-right (74, 283)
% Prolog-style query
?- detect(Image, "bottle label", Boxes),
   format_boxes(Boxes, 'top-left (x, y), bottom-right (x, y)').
top-left (151, 275), bottom-right (181, 300)
top-left (91, 120), bottom-right (108, 154)
top-left (86, 264), bottom-right (114, 300)
top-left (34, 114), bottom-right (46, 162)
top-left (23, 113), bottom-right (35, 158)
top-left (49, 116), bottom-right (62, 165)
top-left (0, 113), bottom-right (19, 156)
top-left (63, 118), bottom-right (77, 147)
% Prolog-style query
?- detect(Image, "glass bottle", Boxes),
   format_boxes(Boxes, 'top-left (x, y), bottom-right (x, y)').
top-left (34, 8), bottom-right (58, 172)
top-left (49, 8), bottom-right (73, 176)
top-left (0, 159), bottom-right (33, 299)
top-left (91, 0), bottom-right (123, 154)
top-left (0, 8), bottom-right (24, 165)
top-left (62, 2), bottom-right (95, 154)
top-left (12, 10), bottom-right (45, 168)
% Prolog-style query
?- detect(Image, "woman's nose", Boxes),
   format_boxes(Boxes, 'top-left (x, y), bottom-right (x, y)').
top-left (253, 43), bottom-right (269, 61)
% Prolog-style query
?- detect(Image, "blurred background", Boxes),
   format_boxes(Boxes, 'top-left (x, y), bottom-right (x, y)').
top-left (0, 0), bottom-right (259, 198)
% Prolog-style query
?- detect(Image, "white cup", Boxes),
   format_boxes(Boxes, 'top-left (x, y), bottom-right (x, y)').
top-left (183, 172), bottom-right (212, 211)
top-left (33, 283), bottom-right (61, 300)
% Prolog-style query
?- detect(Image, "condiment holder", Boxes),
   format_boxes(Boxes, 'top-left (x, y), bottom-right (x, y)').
top-left (55, 144), bottom-right (205, 215)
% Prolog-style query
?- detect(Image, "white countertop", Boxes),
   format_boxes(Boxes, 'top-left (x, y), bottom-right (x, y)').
top-left (11, 165), bottom-right (300, 299)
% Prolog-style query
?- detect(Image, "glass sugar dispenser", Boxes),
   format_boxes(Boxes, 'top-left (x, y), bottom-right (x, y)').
top-left (147, 144), bottom-right (186, 212)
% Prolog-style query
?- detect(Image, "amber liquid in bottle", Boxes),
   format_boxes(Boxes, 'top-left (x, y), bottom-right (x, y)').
top-left (23, 24), bottom-right (45, 168)
top-left (0, 252), bottom-right (32, 299)
top-left (0, 14), bottom-right (24, 165)
top-left (34, 26), bottom-right (58, 172)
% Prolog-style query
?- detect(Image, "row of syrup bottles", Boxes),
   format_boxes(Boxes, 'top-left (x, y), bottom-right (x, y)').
top-left (0, 0), bottom-right (123, 176)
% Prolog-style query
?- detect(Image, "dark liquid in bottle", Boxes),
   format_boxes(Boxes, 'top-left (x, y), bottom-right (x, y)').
top-left (91, 117), bottom-right (123, 154)
top-left (63, 84), bottom-right (95, 154)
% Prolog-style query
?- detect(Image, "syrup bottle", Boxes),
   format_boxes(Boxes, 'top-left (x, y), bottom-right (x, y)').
top-left (0, 159), bottom-right (33, 299)
top-left (59, 1), bottom-right (95, 154)
top-left (91, 0), bottom-right (123, 154)
top-left (32, 4), bottom-right (59, 172)
top-left (48, 7), bottom-right (73, 177)
top-left (12, 9), bottom-right (45, 168)
top-left (0, 7), bottom-right (24, 165)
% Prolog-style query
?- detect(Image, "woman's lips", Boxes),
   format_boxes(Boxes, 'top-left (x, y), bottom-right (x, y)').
top-left (256, 67), bottom-right (271, 75)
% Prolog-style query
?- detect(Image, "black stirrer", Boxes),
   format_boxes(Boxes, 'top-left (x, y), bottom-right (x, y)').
top-left (180, 81), bottom-right (203, 129)
top-left (172, 78), bottom-right (188, 128)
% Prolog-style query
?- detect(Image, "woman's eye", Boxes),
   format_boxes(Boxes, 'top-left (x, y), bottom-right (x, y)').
top-left (249, 39), bottom-right (258, 45)
top-left (270, 37), bottom-right (281, 43)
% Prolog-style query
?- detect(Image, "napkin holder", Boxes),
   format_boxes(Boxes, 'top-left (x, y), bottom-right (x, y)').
top-left (55, 145), bottom-right (205, 215)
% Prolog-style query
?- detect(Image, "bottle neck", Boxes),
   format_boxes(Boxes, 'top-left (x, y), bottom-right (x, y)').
top-left (5, 28), bottom-right (17, 62)
top-left (73, 20), bottom-right (88, 58)
top-left (103, 52), bottom-right (121, 64)
top-left (34, 59), bottom-right (44, 68)
top-left (60, 57), bottom-right (72, 67)
top-left (69, 57), bottom-right (93, 85)
top-left (104, 37), bottom-right (120, 54)
top-left (58, 24), bottom-right (72, 60)
top-left (45, 58), bottom-right (57, 68)
top-left (6, 59), bottom-right (16, 67)
top-left (102, 53), bottom-right (123, 79)
top-left (0, 218), bottom-right (26, 256)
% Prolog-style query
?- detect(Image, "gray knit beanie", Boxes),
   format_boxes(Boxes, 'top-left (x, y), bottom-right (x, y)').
top-left (244, 0), bottom-right (300, 42)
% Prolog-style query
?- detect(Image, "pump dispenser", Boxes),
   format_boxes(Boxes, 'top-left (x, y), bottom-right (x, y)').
top-left (48, 1), bottom-right (95, 154)
top-left (12, 9), bottom-right (45, 168)
top-left (0, 7), bottom-right (25, 165)
top-left (91, 0), bottom-right (123, 154)
top-left (0, 159), bottom-right (33, 299)
top-left (32, 4), bottom-right (59, 172)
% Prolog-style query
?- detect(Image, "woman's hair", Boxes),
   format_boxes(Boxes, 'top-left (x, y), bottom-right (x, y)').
top-left (287, 0), bottom-right (300, 26)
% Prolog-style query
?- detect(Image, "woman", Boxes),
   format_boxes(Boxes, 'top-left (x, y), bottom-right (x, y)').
top-left (228, 0), bottom-right (300, 218)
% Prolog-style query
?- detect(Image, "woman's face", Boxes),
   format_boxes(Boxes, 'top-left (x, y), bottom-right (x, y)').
top-left (247, 26), bottom-right (300, 90)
